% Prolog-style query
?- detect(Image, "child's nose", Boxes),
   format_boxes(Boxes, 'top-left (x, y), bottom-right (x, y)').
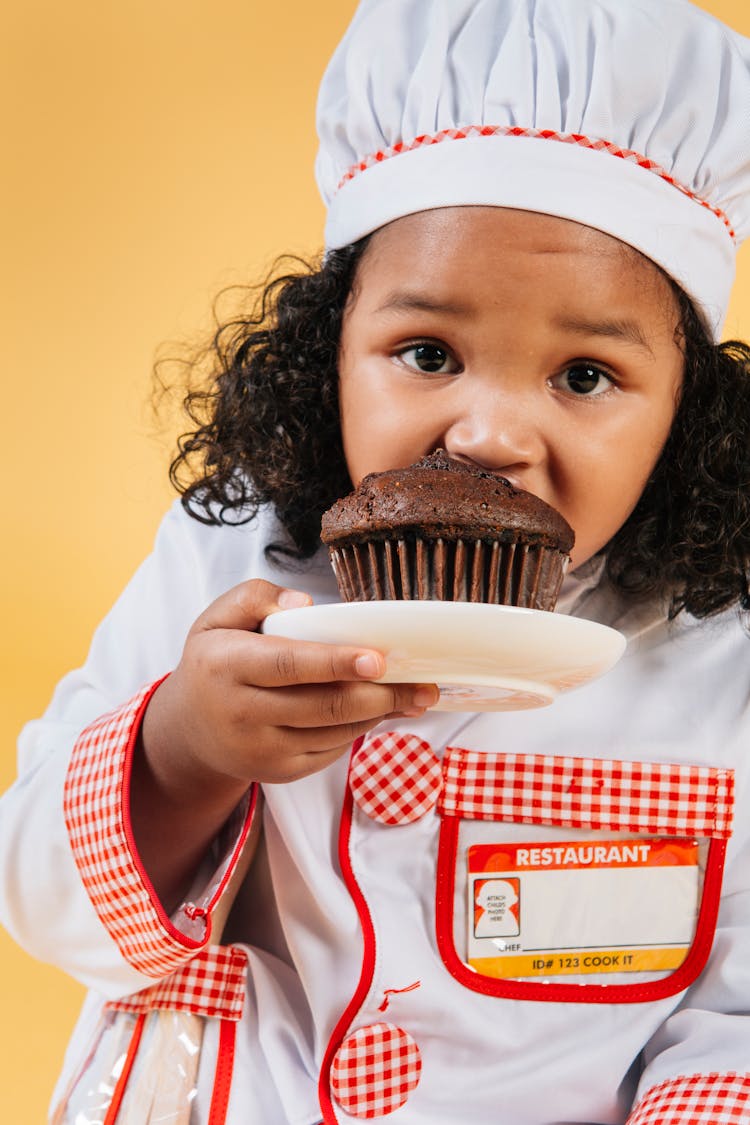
top-left (442, 397), bottom-right (545, 476)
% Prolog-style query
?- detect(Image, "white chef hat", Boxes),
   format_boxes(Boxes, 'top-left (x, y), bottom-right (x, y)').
top-left (315, 0), bottom-right (750, 339)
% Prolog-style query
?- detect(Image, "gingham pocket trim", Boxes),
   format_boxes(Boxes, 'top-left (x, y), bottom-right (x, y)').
top-left (627, 1073), bottom-right (750, 1124)
top-left (337, 125), bottom-right (735, 240)
top-left (106, 945), bottom-right (248, 1021)
top-left (439, 748), bottom-right (734, 838)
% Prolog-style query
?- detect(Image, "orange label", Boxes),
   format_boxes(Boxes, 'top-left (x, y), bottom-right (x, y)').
top-left (470, 838), bottom-right (698, 874)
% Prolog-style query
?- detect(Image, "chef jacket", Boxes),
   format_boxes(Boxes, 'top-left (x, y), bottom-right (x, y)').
top-left (1, 501), bottom-right (749, 1124)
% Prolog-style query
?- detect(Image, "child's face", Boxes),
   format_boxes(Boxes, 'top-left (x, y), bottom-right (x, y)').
top-left (338, 207), bottom-right (684, 569)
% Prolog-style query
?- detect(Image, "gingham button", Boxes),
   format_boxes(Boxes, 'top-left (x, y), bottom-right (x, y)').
top-left (331, 1022), bottom-right (422, 1118)
top-left (350, 733), bottom-right (442, 824)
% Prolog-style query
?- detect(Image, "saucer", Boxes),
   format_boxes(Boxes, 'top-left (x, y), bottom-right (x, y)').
top-left (262, 600), bottom-right (626, 711)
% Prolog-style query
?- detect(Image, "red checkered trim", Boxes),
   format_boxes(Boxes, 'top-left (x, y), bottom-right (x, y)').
top-left (350, 732), bottom-right (442, 825)
top-left (439, 748), bottom-right (734, 838)
top-left (330, 1022), bottom-right (422, 1119)
top-left (63, 682), bottom-right (255, 978)
top-left (106, 945), bottom-right (247, 1021)
top-left (627, 1073), bottom-right (750, 1124)
top-left (337, 125), bottom-right (735, 240)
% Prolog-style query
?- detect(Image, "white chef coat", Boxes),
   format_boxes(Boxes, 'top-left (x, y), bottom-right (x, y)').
top-left (1, 500), bottom-right (749, 1124)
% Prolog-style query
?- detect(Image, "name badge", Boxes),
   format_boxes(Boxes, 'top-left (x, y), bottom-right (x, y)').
top-left (467, 838), bottom-right (700, 979)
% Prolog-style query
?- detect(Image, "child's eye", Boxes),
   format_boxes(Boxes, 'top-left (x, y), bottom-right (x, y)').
top-left (396, 342), bottom-right (459, 374)
top-left (552, 363), bottom-right (614, 396)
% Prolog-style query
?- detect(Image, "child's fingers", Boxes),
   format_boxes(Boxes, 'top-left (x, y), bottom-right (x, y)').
top-left (191, 582), bottom-right (393, 687)
top-left (278, 715), bottom-right (422, 756)
top-left (241, 710), bottom-right (436, 784)
top-left (255, 733), bottom-right (376, 784)
top-left (214, 631), bottom-right (388, 688)
top-left (249, 680), bottom-right (438, 729)
top-left (192, 579), bottom-right (313, 636)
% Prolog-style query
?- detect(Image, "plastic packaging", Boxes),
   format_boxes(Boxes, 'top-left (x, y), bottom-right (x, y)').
top-left (52, 1009), bottom-right (205, 1125)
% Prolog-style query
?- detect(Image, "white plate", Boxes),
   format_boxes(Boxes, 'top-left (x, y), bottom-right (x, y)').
top-left (263, 601), bottom-right (626, 712)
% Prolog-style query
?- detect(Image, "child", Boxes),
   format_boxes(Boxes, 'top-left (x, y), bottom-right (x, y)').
top-left (2, 0), bottom-right (750, 1121)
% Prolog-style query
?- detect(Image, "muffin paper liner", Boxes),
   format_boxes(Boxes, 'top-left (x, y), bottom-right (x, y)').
top-left (329, 537), bottom-right (567, 611)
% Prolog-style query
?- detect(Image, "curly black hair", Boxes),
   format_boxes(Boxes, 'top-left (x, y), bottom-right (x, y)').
top-left (160, 245), bottom-right (750, 620)
top-left (160, 248), bottom-right (362, 558)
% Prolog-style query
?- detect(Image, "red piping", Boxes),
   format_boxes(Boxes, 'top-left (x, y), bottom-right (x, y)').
top-left (208, 1018), bottom-right (237, 1125)
top-left (317, 737), bottom-right (377, 1124)
top-left (102, 1013), bottom-right (146, 1125)
top-left (435, 816), bottom-right (727, 1004)
top-left (121, 675), bottom-right (258, 949)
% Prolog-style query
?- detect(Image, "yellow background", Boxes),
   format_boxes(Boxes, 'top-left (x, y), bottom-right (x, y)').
top-left (1, 1), bottom-right (748, 1118)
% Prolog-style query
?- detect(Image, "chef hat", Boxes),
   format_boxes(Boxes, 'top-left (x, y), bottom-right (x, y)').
top-left (315, 0), bottom-right (750, 339)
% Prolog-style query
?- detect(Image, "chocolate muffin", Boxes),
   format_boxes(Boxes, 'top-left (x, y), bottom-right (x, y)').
top-left (320, 451), bottom-right (574, 611)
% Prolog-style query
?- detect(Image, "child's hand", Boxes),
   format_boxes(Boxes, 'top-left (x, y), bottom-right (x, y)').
top-left (143, 579), bottom-right (438, 788)
top-left (134, 579), bottom-right (438, 907)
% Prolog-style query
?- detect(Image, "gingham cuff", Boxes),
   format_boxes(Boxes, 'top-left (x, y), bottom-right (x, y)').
top-left (106, 944), bottom-right (248, 1021)
top-left (627, 1074), bottom-right (750, 1124)
top-left (63, 681), bottom-right (256, 979)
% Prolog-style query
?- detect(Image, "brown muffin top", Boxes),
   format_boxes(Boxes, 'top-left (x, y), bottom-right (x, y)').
top-left (321, 450), bottom-right (575, 552)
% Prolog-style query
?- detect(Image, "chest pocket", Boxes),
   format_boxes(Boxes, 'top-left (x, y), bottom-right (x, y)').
top-left (435, 747), bottom-right (733, 1004)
